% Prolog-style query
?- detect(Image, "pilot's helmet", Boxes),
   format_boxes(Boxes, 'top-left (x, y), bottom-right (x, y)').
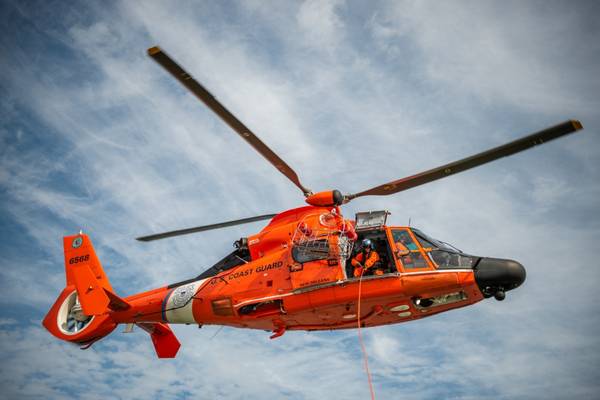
top-left (362, 238), bottom-right (374, 250)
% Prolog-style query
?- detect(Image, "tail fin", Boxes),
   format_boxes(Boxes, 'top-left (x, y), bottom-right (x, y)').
top-left (64, 233), bottom-right (130, 315)
top-left (43, 233), bottom-right (128, 346)
top-left (44, 233), bottom-right (181, 358)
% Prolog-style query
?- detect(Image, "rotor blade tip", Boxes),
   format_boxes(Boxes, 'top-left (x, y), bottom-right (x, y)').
top-left (147, 46), bottom-right (162, 56)
top-left (570, 119), bottom-right (583, 131)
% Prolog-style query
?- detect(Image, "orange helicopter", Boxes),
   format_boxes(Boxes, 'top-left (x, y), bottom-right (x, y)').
top-left (43, 46), bottom-right (583, 358)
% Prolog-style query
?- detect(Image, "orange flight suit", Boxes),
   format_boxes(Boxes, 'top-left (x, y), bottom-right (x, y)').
top-left (352, 250), bottom-right (380, 277)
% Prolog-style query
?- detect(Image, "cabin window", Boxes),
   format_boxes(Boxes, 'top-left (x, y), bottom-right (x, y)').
top-left (292, 239), bottom-right (330, 263)
top-left (238, 300), bottom-right (282, 317)
top-left (211, 298), bottom-right (234, 316)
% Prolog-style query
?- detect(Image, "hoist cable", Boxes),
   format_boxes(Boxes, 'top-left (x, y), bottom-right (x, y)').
top-left (357, 264), bottom-right (376, 400)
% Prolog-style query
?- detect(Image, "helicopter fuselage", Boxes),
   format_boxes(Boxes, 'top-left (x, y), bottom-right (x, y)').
top-left (111, 206), bottom-right (516, 335)
top-left (43, 206), bottom-right (525, 357)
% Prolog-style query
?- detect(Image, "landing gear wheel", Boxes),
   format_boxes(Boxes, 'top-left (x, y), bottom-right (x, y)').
top-left (494, 290), bottom-right (506, 301)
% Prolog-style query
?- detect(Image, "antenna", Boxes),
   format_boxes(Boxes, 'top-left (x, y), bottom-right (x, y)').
top-left (408, 217), bottom-right (412, 227)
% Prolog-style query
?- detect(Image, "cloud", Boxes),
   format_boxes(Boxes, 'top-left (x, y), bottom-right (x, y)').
top-left (297, 0), bottom-right (345, 51)
top-left (368, 1), bottom-right (600, 116)
top-left (1, 0), bottom-right (599, 399)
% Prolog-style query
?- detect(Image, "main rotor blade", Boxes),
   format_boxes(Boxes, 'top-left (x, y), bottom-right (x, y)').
top-left (136, 213), bottom-right (277, 242)
top-left (147, 46), bottom-right (312, 196)
top-left (346, 120), bottom-right (583, 201)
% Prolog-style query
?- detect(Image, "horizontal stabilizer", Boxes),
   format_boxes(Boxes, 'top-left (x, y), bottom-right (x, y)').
top-left (103, 288), bottom-right (131, 311)
top-left (138, 322), bottom-right (181, 358)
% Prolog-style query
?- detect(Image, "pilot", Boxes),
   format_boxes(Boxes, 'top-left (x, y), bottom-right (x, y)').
top-left (352, 239), bottom-right (381, 277)
top-left (396, 231), bottom-right (418, 251)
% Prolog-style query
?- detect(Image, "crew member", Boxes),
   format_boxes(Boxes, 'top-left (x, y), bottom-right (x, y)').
top-left (395, 231), bottom-right (418, 251)
top-left (352, 239), bottom-right (380, 277)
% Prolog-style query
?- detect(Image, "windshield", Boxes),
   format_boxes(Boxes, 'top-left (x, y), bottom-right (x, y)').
top-left (410, 228), bottom-right (479, 269)
top-left (428, 250), bottom-right (478, 269)
top-left (411, 228), bottom-right (458, 252)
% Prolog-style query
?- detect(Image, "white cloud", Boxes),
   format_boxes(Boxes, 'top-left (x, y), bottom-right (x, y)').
top-left (297, 0), bottom-right (345, 51)
top-left (369, 1), bottom-right (600, 116)
top-left (1, 0), bottom-right (599, 399)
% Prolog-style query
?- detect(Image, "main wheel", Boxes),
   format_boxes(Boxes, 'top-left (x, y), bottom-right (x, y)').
top-left (494, 290), bottom-right (506, 301)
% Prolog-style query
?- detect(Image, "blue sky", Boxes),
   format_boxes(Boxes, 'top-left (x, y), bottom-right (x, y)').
top-left (1, 1), bottom-right (599, 399)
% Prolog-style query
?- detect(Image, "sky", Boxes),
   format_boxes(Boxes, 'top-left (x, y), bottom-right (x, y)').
top-left (1, 0), bottom-right (599, 399)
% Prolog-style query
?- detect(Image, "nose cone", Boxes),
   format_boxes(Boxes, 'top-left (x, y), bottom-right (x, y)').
top-left (475, 258), bottom-right (526, 296)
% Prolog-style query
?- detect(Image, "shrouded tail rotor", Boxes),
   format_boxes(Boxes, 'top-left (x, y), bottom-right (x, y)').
top-left (59, 291), bottom-right (93, 335)
top-left (43, 234), bottom-right (121, 347)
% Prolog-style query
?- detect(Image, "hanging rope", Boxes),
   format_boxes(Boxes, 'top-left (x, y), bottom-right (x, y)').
top-left (357, 264), bottom-right (376, 400)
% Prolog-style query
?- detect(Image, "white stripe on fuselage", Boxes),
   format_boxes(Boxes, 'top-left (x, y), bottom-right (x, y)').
top-left (164, 279), bottom-right (206, 323)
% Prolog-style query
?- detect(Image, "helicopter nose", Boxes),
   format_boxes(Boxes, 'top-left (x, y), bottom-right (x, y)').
top-left (474, 258), bottom-right (526, 300)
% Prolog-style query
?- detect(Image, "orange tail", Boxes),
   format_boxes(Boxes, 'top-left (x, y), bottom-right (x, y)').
top-left (42, 233), bottom-right (128, 347)
top-left (43, 233), bottom-right (181, 357)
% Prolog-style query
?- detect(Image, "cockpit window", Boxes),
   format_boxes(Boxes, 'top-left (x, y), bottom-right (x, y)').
top-left (429, 250), bottom-right (478, 269)
top-left (391, 229), bottom-right (429, 269)
top-left (411, 228), bottom-right (455, 252)
top-left (391, 230), bottom-right (418, 250)
top-left (410, 228), bottom-right (479, 269)
top-left (414, 235), bottom-right (435, 249)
